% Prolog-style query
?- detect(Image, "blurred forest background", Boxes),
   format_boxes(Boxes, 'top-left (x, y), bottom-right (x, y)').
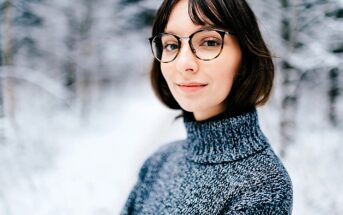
top-left (0, 0), bottom-right (342, 214)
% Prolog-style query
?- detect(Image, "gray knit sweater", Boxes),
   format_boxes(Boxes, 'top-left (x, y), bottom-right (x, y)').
top-left (120, 109), bottom-right (293, 215)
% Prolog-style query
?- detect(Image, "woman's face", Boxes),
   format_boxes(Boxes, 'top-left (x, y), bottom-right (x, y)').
top-left (161, 0), bottom-right (242, 121)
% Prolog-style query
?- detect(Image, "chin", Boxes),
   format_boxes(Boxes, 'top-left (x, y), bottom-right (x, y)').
top-left (178, 102), bottom-right (204, 113)
top-left (177, 102), bottom-right (194, 112)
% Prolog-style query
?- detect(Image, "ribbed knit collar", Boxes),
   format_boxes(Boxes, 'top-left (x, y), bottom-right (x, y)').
top-left (183, 108), bottom-right (269, 164)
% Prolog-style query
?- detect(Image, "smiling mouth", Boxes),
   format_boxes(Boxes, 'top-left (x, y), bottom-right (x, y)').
top-left (176, 83), bottom-right (208, 92)
top-left (177, 84), bottom-right (208, 87)
top-left (176, 83), bottom-right (208, 87)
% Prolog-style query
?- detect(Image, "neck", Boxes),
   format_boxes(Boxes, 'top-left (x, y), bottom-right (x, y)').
top-left (193, 106), bottom-right (225, 121)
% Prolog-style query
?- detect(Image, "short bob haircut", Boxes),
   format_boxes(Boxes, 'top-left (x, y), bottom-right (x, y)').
top-left (150, 0), bottom-right (274, 118)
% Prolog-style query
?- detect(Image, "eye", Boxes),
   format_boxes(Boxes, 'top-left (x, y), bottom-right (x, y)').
top-left (164, 43), bottom-right (179, 51)
top-left (201, 38), bottom-right (222, 47)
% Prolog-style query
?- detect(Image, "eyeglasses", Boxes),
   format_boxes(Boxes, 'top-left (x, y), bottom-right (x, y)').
top-left (148, 29), bottom-right (233, 63)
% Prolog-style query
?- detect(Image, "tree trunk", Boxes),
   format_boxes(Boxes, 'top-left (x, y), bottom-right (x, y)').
top-left (328, 67), bottom-right (340, 127)
top-left (64, 0), bottom-right (97, 122)
top-left (0, 18), bottom-right (4, 142)
top-left (64, 8), bottom-right (78, 95)
top-left (279, 0), bottom-right (299, 157)
top-left (76, 0), bottom-right (96, 121)
top-left (1, 0), bottom-right (16, 142)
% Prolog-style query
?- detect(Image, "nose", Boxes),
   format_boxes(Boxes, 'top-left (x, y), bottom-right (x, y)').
top-left (175, 39), bottom-right (199, 74)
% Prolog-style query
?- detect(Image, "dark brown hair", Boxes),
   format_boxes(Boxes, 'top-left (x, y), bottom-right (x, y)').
top-left (150, 0), bottom-right (274, 118)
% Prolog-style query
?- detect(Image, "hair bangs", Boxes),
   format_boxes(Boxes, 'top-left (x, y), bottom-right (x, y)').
top-left (152, 0), bottom-right (178, 36)
top-left (188, 0), bottom-right (226, 28)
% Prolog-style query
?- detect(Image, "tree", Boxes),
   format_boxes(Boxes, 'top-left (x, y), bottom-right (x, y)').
top-left (279, 0), bottom-right (343, 155)
top-left (328, 67), bottom-right (340, 126)
top-left (326, 6), bottom-right (343, 126)
top-left (248, 0), bottom-right (343, 156)
top-left (1, 0), bottom-right (14, 142)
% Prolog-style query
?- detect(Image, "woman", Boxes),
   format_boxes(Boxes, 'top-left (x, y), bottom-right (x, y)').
top-left (121, 0), bottom-right (293, 214)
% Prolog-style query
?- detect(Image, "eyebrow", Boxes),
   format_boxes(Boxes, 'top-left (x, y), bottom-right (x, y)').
top-left (164, 24), bottom-right (221, 34)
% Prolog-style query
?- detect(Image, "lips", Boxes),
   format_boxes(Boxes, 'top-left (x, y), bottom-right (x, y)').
top-left (176, 82), bottom-right (208, 93)
top-left (176, 82), bottom-right (208, 87)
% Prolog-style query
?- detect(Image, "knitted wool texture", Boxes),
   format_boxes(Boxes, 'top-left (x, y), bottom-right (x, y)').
top-left (120, 109), bottom-right (293, 215)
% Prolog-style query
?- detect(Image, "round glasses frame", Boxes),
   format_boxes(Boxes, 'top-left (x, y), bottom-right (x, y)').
top-left (148, 29), bottom-right (234, 63)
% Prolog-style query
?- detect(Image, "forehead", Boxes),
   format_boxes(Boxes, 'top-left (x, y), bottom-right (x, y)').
top-left (165, 0), bottom-right (207, 35)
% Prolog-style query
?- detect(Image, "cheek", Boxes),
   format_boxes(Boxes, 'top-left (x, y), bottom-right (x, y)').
top-left (161, 64), bottom-right (179, 99)
top-left (210, 57), bottom-right (240, 85)
top-left (161, 67), bottom-right (173, 90)
top-left (207, 53), bottom-right (242, 97)
top-left (221, 50), bottom-right (242, 82)
top-left (211, 71), bottom-right (235, 100)
top-left (161, 64), bottom-right (173, 84)
top-left (218, 39), bottom-right (242, 75)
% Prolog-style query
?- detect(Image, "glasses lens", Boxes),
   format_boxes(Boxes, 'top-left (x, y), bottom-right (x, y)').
top-left (192, 30), bottom-right (223, 60)
top-left (151, 34), bottom-right (179, 63)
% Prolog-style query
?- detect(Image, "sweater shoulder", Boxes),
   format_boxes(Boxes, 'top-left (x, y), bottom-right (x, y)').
top-left (228, 147), bottom-right (293, 213)
top-left (137, 140), bottom-right (185, 182)
top-left (259, 147), bottom-right (293, 188)
top-left (148, 139), bottom-right (184, 164)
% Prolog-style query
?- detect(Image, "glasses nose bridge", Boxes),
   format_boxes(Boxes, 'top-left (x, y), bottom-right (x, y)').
top-left (178, 36), bottom-right (195, 53)
top-left (179, 36), bottom-right (190, 41)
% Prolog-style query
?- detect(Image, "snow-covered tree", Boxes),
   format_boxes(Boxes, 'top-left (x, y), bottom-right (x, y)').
top-left (249, 0), bottom-right (343, 156)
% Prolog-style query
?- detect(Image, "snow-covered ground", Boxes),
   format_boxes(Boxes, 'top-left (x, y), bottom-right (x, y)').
top-left (0, 81), bottom-right (186, 215)
top-left (0, 79), bottom-right (342, 215)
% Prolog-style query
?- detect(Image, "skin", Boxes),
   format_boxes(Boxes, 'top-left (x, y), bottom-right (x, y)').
top-left (161, 0), bottom-right (242, 121)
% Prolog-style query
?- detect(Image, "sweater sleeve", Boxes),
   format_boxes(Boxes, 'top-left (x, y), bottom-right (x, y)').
top-left (120, 157), bottom-right (153, 215)
top-left (120, 143), bottom-right (171, 215)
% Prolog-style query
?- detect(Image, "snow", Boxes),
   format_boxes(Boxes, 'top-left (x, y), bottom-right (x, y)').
top-left (0, 81), bottom-right (186, 215)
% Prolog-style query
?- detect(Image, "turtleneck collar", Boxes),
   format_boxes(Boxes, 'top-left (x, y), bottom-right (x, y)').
top-left (182, 108), bottom-right (269, 164)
